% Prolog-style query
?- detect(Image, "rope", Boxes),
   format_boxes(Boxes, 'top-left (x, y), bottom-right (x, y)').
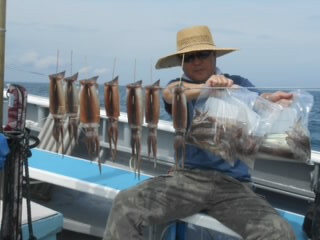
top-left (0, 132), bottom-right (24, 240)
top-left (0, 129), bottom-right (40, 240)
top-left (22, 128), bottom-right (39, 240)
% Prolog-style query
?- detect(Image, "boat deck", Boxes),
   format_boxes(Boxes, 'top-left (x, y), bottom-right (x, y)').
top-left (0, 199), bottom-right (63, 240)
top-left (27, 148), bottom-right (309, 239)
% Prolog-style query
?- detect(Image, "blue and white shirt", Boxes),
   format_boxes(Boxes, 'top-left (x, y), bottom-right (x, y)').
top-left (163, 72), bottom-right (256, 181)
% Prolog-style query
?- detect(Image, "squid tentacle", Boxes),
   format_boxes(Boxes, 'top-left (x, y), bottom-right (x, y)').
top-left (145, 80), bottom-right (161, 168)
top-left (147, 126), bottom-right (158, 167)
top-left (126, 80), bottom-right (143, 177)
top-left (107, 118), bottom-right (119, 161)
top-left (172, 86), bottom-right (187, 169)
top-left (104, 76), bottom-right (120, 161)
top-left (68, 116), bottom-right (79, 143)
top-left (79, 76), bottom-right (101, 173)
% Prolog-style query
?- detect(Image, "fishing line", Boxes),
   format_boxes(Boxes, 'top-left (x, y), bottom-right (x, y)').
top-left (202, 86), bottom-right (320, 90)
top-left (70, 50), bottom-right (73, 75)
top-left (150, 59), bottom-right (153, 84)
top-left (112, 57), bottom-right (117, 80)
top-left (178, 54), bottom-right (185, 87)
top-left (133, 58), bottom-right (137, 83)
top-left (84, 56), bottom-right (88, 80)
top-left (115, 85), bottom-right (320, 91)
top-left (6, 62), bottom-right (320, 92)
top-left (5, 65), bottom-right (47, 76)
top-left (56, 49), bottom-right (59, 73)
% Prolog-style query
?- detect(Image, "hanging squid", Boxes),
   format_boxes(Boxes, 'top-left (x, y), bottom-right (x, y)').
top-left (64, 72), bottom-right (79, 144)
top-left (104, 76), bottom-right (120, 161)
top-left (145, 79), bottom-right (161, 167)
top-left (79, 76), bottom-right (101, 172)
top-left (49, 71), bottom-right (66, 154)
top-left (172, 85), bottom-right (187, 169)
top-left (126, 80), bottom-right (144, 177)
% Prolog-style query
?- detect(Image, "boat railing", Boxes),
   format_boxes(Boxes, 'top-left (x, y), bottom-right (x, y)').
top-left (2, 92), bottom-right (319, 202)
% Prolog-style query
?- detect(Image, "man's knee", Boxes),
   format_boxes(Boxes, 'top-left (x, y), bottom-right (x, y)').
top-left (112, 189), bottom-right (140, 211)
top-left (255, 216), bottom-right (295, 240)
top-left (275, 217), bottom-right (296, 240)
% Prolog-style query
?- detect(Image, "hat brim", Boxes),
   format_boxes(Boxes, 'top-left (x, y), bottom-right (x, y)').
top-left (155, 44), bottom-right (238, 69)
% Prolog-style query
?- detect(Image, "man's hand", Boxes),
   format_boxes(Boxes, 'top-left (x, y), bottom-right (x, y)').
top-left (262, 91), bottom-right (293, 107)
top-left (205, 75), bottom-right (233, 88)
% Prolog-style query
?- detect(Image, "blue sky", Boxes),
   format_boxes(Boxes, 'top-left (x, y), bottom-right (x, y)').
top-left (4, 0), bottom-right (320, 88)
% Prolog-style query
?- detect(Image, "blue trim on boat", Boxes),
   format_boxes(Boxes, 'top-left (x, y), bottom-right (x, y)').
top-left (29, 148), bottom-right (150, 190)
top-left (277, 209), bottom-right (308, 240)
top-left (22, 213), bottom-right (63, 240)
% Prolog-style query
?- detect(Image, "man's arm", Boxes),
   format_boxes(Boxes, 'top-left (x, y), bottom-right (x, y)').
top-left (163, 75), bottom-right (233, 104)
top-left (162, 81), bottom-right (204, 104)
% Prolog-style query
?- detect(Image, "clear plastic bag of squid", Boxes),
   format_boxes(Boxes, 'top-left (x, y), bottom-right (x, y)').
top-left (185, 86), bottom-right (285, 168)
top-left (256, 90), bottom-right (313, 164)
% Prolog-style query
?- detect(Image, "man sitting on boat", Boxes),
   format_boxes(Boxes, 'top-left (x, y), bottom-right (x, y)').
top-left (103, 25), bottom-right (295, 240)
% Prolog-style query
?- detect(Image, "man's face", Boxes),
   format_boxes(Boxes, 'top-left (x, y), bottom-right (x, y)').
top-left (181, 51), bottom-right (216, 83)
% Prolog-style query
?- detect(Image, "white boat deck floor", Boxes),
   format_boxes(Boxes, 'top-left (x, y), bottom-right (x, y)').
top-left (0, 199), bottom-right (63, 240)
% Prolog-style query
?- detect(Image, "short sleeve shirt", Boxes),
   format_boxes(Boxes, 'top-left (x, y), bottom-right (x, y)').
top-left (163, 74), bottom-right (256, 181)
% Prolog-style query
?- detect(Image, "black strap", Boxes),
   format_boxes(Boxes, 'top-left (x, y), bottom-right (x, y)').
top-left (22, 129), bottom-right (39, 240)
top-left (312, 192), bottom-right (320, 240)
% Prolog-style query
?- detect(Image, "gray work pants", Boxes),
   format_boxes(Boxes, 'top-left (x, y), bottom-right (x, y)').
top-left (103, 169), bottom-right (295, 240)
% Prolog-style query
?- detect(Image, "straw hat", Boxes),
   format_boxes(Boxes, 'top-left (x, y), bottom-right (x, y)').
top-left (155, 25), bottom-right (238, 69)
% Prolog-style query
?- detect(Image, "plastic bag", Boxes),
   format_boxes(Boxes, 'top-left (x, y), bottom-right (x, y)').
top-left (185, 87), bottom-right (282, 168)
top-left (257, 90), bottom-right (313, 163)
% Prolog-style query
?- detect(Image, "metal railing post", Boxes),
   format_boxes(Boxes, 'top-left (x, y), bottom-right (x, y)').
top-left (0, 0), bottom-right (7, 200)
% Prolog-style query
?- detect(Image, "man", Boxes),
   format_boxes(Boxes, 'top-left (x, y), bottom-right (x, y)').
top-left (103, 25), bottom-right (295, 240)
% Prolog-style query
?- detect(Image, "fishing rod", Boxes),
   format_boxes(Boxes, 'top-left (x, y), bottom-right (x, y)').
top-left (0, 2), bottom-right (7, 234)
top-left (0, 0), bottom-right (7, 131)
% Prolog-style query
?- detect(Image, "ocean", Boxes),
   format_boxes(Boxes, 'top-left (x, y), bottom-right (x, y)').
top-left (4, 81), bottom-right (320, 151)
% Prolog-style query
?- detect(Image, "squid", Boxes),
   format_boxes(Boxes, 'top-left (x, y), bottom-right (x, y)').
top-left (172, 85), bottom-right (187, 169)
top-left (104, 76), bottom-right (120, 161)
top-left (49, 71), bottom-right (66, 154)
top-left (126, 80), bottom-right (144, 177)
top-left (64, 72), bottom-right (79, 143)
top-left (145, 79), bottom-right (160, 167)
top-left (79, 76), bottom-right (101, 172)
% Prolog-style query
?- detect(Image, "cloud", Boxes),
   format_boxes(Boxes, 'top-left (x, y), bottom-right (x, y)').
top-left (34, 56), bottom-right (58, 69)
top-left (19, 51), bottom-right (39, 65)
top-left (79, 66), bottom-right (93, 75)
top-left (18, 50), bottom-right (61, 70)
top-left (94, 68), bottom-right (109, 75)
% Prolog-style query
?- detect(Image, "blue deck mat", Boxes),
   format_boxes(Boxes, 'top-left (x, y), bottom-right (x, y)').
top-left (29, 148), bottom-right (150, 191)
top-left (277, 209), bottom-right (308, 240)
